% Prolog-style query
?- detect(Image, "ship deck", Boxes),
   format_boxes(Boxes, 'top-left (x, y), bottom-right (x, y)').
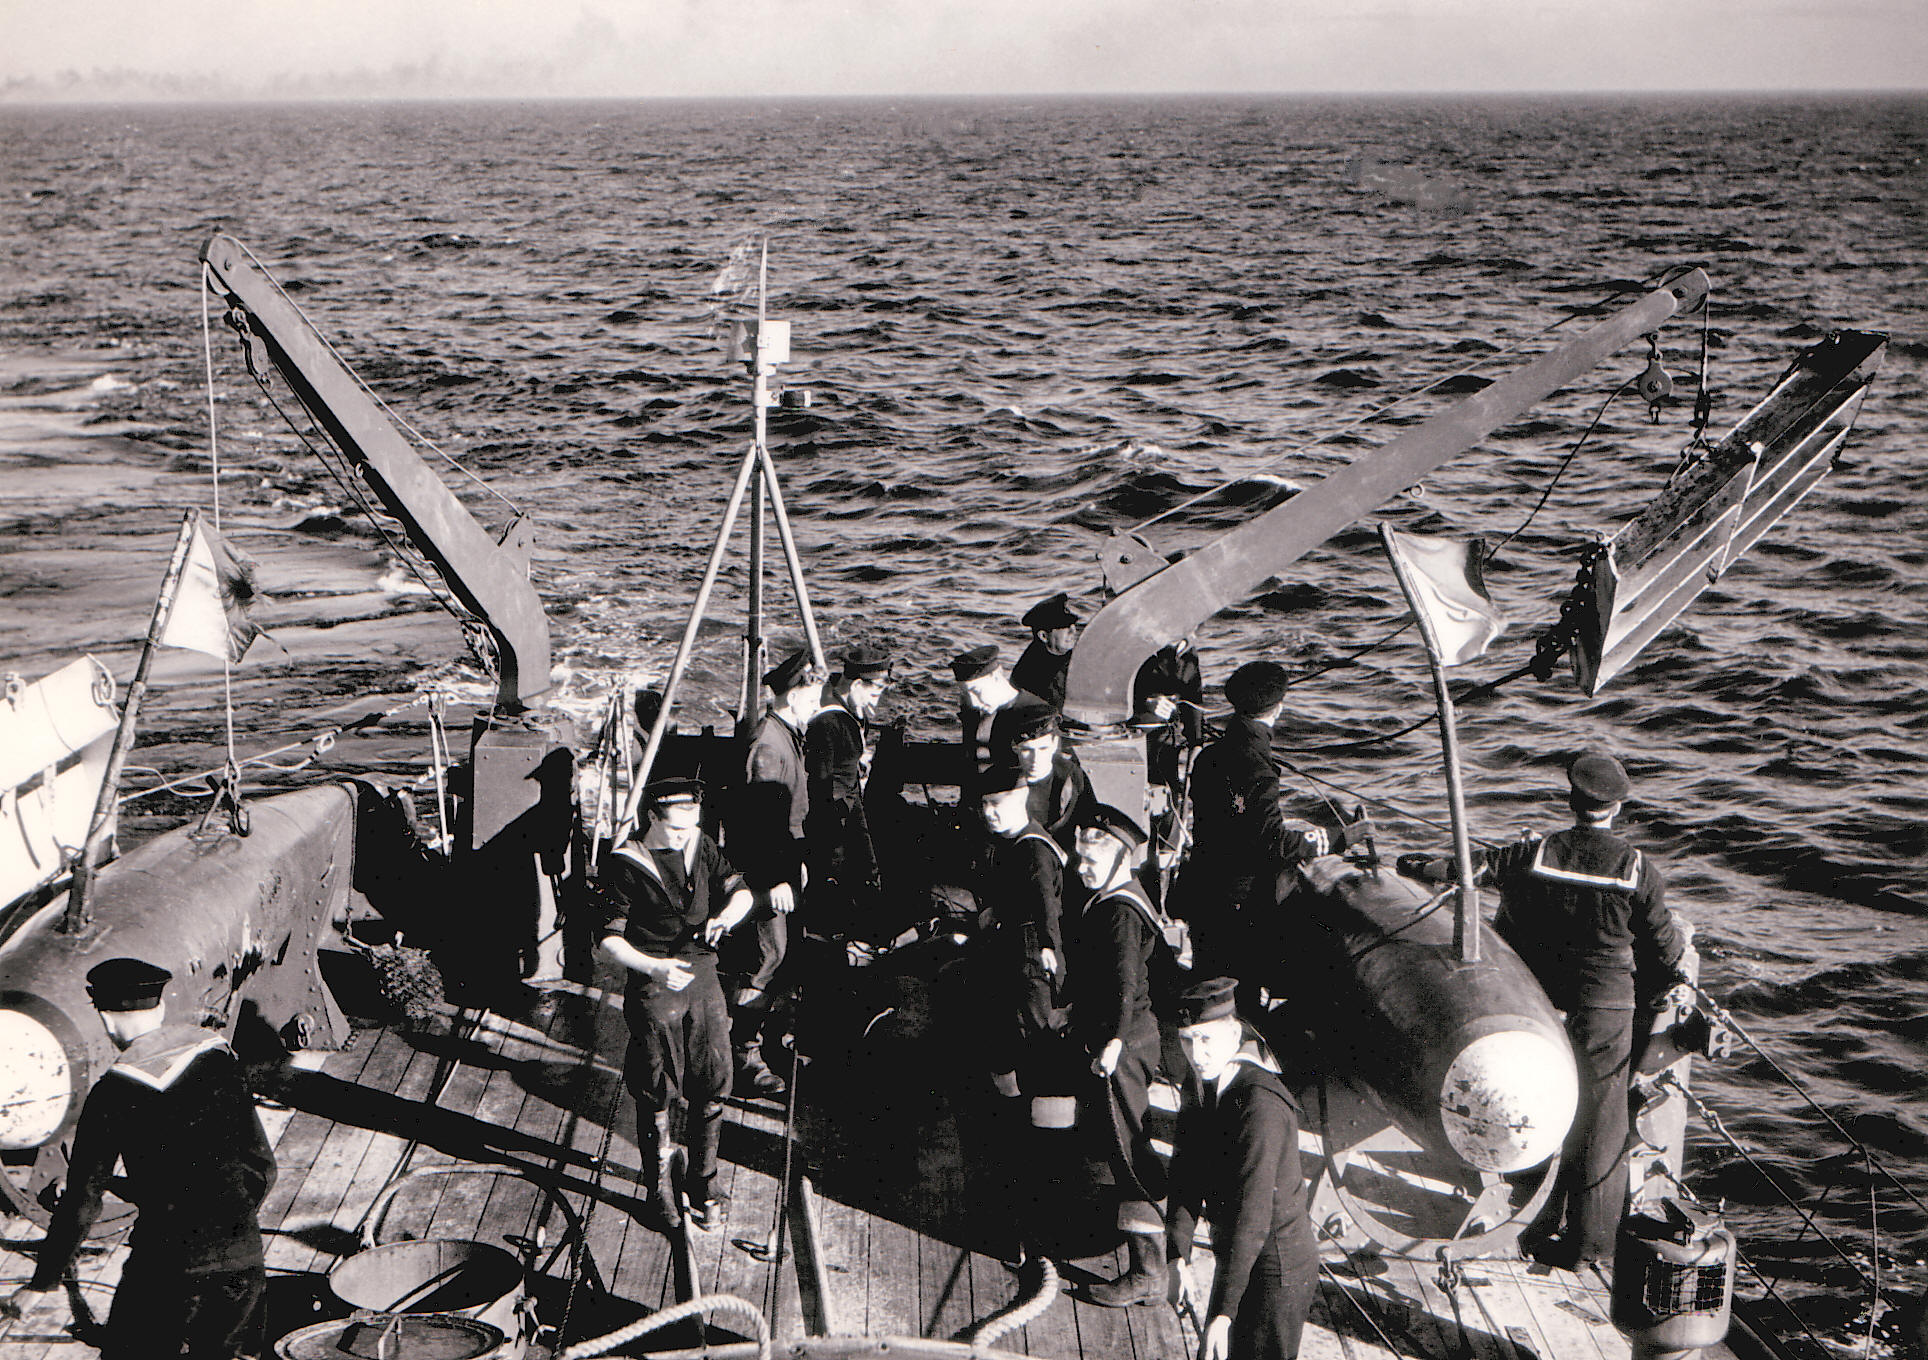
top-left (1, 960), bottom-right (1730, 1360)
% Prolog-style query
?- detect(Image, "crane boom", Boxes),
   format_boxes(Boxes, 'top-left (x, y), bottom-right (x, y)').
top-left (200, 233), bottom-right (551, 711)
top-left (1061, 270), bottom-right (1711, 727)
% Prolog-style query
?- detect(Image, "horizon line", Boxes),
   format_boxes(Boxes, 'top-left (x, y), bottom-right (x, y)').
top-left (4, 85), bottom-right (1925, 109)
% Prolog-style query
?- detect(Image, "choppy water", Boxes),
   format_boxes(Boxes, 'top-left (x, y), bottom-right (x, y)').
top-left (3, 94), bottom-right (1925, 1345)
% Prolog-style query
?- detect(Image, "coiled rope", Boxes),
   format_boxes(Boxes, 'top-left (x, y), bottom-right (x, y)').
top-left (559, 1293), bottom-right (772, 1360)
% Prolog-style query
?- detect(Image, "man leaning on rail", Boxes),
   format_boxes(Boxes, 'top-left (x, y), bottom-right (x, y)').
top-left (3, 958), bottom-right (277, 1360)
top-left (1398, 750), bottom-right (1693, 1267)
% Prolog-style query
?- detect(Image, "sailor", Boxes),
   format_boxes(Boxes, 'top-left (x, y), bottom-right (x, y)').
top-left (952, 644), bottom-right (1041, 775)
top-left (804, 643), bottom-right (892, 943)
top-left (1070, 805), bottom-right (1183, 1308)
top-left (1133, 632), bottom-right (1204, 790)
top-left (993, 693), bottom-right (1096, 853)
top-left (601, 777), bottom-right (756, 1230)
top-left (1165, 976), bottom-right (1318, 1360)
top-left (2, 959), bottom-right (277, 1359)
top-left (1398, 750), bottom-right (1689, 1266)
top-left (1132, 632), bottom-right (1206, 873)
top-left (1180, 661), bottom-right (1372, 1008)
top-left (724, 647), bottom-right (820, 1098)
top-left (974, 756), bottom-right (1071, 1105)
top-left (1009, 591), bottom-right (1081, 711)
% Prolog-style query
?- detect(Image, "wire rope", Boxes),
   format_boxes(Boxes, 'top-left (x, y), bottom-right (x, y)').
top-left (222, 236), bottom-right (523, 517)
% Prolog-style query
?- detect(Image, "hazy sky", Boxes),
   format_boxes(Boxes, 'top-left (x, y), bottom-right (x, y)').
top-left (3, 0), bottom-right (1923, 100)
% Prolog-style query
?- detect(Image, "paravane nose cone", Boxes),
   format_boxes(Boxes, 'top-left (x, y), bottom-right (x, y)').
top-left (0, 1009), bottom-right (73, 1149)
top-left (1438, 1028), bottom-right (1578, 1173)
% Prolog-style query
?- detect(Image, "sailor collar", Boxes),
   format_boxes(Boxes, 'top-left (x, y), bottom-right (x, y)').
top-left (108, 1026), bottom-right (232, 1092)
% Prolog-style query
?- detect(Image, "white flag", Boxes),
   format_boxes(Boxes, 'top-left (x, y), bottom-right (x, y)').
top-left (1383, 529), bottom-right (1505, 667)
top-left (158, 517), bottom-right (261, 663)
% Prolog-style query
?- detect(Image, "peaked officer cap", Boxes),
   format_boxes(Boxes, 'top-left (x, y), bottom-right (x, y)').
top-left (86, 957), bottom-right (172, 1012)
top-left (644, 776), bottom-right (705, 809)
top-left (973, 756), bottom-right (1030, 799)
top-left (1175, 976), bottom-right (1238, 1027)
top-left (841, 644), bottom-right (893, 681)
top-left (1568, 751), bottom-right (1632, 805)
top-left (1081, 803), bottom-right (1148, 850)
top-left (950, 644), bottom-right (1000, 682)
top-left (1224, 660), bottom-right (1290, 715)
top-left (1021, 592), bottom-right (1080, 631)
top-left (763, 648), bottom-right (816, 695)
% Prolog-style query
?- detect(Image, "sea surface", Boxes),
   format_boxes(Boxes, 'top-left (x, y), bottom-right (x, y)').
top-left (3, 94), bottom-right (1925, 1349)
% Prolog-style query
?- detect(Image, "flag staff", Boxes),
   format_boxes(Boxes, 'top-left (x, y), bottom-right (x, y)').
top-left (62, 511), bottom-right (201, 934)
top-left (1379, 522), bottom-right (1481, 963)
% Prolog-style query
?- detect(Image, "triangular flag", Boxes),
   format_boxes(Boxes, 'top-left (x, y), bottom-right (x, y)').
top-left (1383, 528), bottom-right (1505, 666)
top-left (158, 516), bottom-right (262, 663)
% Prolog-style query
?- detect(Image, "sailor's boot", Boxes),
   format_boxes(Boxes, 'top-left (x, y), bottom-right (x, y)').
top-left (1086, 1230), bottom-right (1166, 1307)
top-left (638, 1109), bottom-right (679, 1227)
top-left (732, 987), bottom-right (787, 1098)
top-left (684, 1098), bottom-right (730, 1231)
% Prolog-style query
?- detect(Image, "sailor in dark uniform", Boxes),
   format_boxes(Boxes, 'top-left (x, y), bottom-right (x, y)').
top-left (1133, 633), bottom-right (1206, 876)
top-left (974, 757), bottom-right (1070, 1105)
top-left (3, 959), bottom-right (276, 1359)
top-left (1009, 591), bottom-right (1081, 711)
top-left (602, 777), bottom-right (756, 1229)
top-left (993, 694), bottom-right (1096, 854)
top-left (1180, 661), bottom-right (1371, 1008)
top-left (1165, 976), bottom-right (1318, 1360)
top-left (1070, 806), bottom-right (1183, 1308)
top-left (725, 647), bottom-right (820, 1097)
top-left (1399, 751), bottom-right (1689, 1265)
top-left (804, 644), bottom-right (892, 944)
top-left (952, 644), bottom-right (1041, 775)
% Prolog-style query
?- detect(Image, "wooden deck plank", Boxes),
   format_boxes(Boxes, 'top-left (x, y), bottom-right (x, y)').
top-left (1066, 1251), bottom-right (1143, 1360)
top-left (1401, 1253), bottom-right (1509, 1360)
top-left (267, 1024), bottom-right (430, 1274)
top-left (805, 1178), bottom-right (867, 1334)
top-left (968, 1246), bottom-right (1028, 1354)
top-left (424, 1018), bottom-right (534, 1244)
top-left (865, 1212), bottom-right (923, 1339)
top-left (325, 1035), bottom-right (460, 1261)
top-left (252, 1029), bottom-right (385, 1260)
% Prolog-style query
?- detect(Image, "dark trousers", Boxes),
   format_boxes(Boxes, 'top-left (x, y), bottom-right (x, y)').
top-left (1533, 1002), bottom-right (1635, 1261)
top-left (105, 1253), bottom-right (265, 1360)
top-left (982, 925), bottom-right (1064, 1085)
top-left (624, 955), bottom-right (732, 1182)
top-left (1227, 1220), bottom-right (1318, 1360)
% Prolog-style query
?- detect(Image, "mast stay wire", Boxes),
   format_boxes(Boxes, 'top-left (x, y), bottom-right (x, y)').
top-left (216, 238), bottom-right (524, 518)
top-left (199, 266), bottom-right (243, 788)
top-left (1124, 268), bottom-right (1697, 542)
top-left (223, 317), bottom-right (476, 631)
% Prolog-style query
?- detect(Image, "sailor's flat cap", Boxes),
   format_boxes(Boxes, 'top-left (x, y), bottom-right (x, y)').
top-left (763, 648), bottom-right (816, 695)
top-left (1080, 803), bottom-right (1147, 850)
top-left (85, 957), bottom-right (171, 1012)
top-left (643, 776), bottom-right (705, 808)
top-left (950, 645), bottom-right (1000, 682)
top-left (998, 694), bottom-right (1060, 746)
top-left (1175, 976), bottom-right (1238, 1027)
top-left (973, 757), bottom-right (1030, 799)
top-left (1568, 752), bottom-right (1632, 804)
top-left (1021, 593), bottom-right (1080, 631)
top-left (1224, 660), bottom-right (1290, 715)
top-left (840, 644), bottom-right (893, 681)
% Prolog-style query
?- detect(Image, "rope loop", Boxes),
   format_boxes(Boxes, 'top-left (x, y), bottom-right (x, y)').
top-left (558, 1293), bottom-right (771, 1360)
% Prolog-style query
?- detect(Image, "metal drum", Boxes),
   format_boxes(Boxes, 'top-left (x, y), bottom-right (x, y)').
top-left (329, 1238), bottom-right (527, 1354)
top-left (276, 1313), bottom-right (510, 1360)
